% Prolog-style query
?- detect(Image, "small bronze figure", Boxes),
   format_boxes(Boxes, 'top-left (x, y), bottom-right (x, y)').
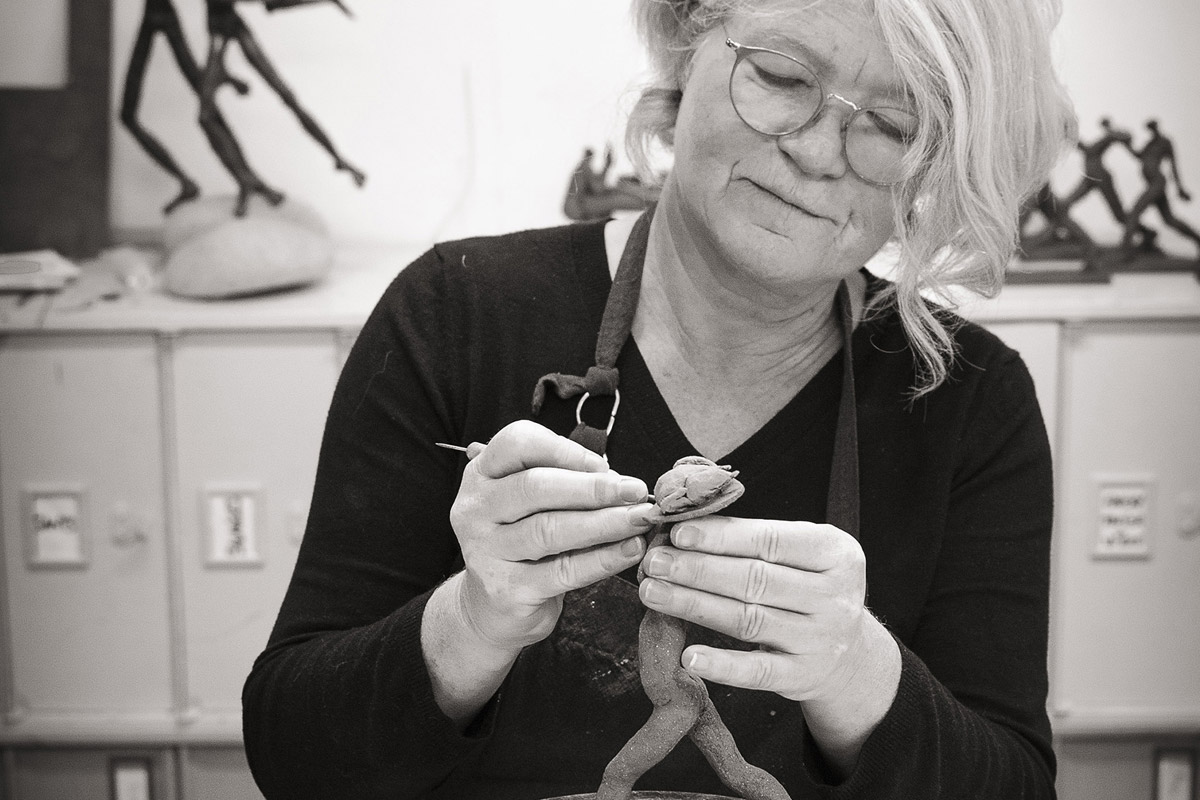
top-left (1060, 118), bottom-right (1147, 239)
top-left (1121, 119), bottom-right (1200, 260)
top-left (563, 145), bottom-right (660, 221)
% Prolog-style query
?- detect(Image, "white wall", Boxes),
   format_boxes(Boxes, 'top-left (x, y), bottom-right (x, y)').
top-left (108, 0), bottom-right (1200, 256)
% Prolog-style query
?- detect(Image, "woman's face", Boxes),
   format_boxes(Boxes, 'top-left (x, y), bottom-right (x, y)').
top-left (665, 0), bottom-right (907, 301)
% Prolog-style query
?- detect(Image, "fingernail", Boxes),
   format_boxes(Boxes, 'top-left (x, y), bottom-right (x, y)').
top-left (627, 504), bottom-right (656, 527)
top-left (675, 525), bottom-right (700, 548)
top-left (646, 549), bottom-right (673, 576)
top-left (621, 536), bottom-right (644, 557)
top-left (619, 477), bottom-right (646, 503)
top-left (641, 579), bottom-right (667, 604)
top-left (687, 650), bottom-right (709, 672)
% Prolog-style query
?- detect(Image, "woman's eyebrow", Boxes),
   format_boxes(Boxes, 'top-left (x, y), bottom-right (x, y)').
top-left (758, 30), bottom-right (911, 104)
top-left (757, 31), bottom-right (836, 75)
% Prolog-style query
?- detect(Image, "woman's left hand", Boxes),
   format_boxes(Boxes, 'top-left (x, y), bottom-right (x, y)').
top-left (637, 515), bottom-right (879, 704)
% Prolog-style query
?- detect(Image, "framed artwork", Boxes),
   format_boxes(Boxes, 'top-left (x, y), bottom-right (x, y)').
top-left (202, 483), bottom-right (264, 567)
top-left (22, 484), bottom-right (89, 569)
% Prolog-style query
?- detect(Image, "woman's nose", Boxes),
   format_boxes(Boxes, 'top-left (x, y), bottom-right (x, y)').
top-left (775, 104), bottom-right (850, 180)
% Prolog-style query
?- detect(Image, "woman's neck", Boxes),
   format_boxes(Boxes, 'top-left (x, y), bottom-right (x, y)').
top-left (617, 195), bottom-right (860, 459)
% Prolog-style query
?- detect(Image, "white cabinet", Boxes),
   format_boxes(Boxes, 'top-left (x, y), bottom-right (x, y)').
top-left (171, 332), bottom-right (339, 724)
top-left (1052, 321), bottom-right (1200, 732)
top-left (0, 335), bottom-right (174, 734)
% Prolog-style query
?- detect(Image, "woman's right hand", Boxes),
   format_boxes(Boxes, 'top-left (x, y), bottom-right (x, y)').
top-left (448, 420), bottom-right (654, 654)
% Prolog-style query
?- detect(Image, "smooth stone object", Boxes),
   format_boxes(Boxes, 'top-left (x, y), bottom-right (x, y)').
top-left (163, 195), bottom-right (333, 299)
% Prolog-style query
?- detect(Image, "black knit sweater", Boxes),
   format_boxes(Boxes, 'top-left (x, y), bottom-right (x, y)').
top-left (243, 219), bottom-right (1056, 799)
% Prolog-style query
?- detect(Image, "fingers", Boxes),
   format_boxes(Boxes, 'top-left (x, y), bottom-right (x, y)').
top-left (472, 420), bottom-right (610, 479)
top-left (680, 645), bottom-right (816, 701)
top-left (670, 516), bottom-right (864, 574)
top-left (638, 517), bottom-right (869, 653)
top-left (639, 577), bottom-right (841, 652)
top-left (641, 545), bottom-right (841, 612)
top-left (490, 535), bottom-right (648, 613)
top-left (483, 467), bottom-right (649, 522)
top-left (503, 503), bottom-right (656, 561)
top-left (451, 418), bottom-right (652, 560)
top-left (527, 535), bottom-right (648, 596)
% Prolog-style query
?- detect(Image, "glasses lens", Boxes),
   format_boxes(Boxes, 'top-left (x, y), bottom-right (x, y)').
top-left (730, 49), bottom-right (822, 135)
top-left (845, 107), bottom-right (917, 185)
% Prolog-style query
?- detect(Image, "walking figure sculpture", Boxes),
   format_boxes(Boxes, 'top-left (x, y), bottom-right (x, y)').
top-left (1122, 120), bottom-right (1200, 260)
top-left (121, 0), bottom-right (365, 217)
top-left (1060, 119), bottom-right (1149, 242)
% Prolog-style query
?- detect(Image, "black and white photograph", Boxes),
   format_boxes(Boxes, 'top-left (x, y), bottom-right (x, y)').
top-left (0, 0), bottom-right (1197, 798)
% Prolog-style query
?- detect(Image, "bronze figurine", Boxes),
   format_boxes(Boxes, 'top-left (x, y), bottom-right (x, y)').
top-left (1121, 119), bottom-right (1200, 259)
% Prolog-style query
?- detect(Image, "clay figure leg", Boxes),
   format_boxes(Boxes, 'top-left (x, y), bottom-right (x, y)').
top-left (120, 6), bottom-right (201, 213)
top-left (232, 25), bottom-right (366, 186)
top-left (596, 690), bottom-right (699, 800)
top-left (197, 32), bottom-right (285, 215)
top-left (598, 592), bottom-right (706, 800)
top-left (689, 701), bottom-right (791, 800)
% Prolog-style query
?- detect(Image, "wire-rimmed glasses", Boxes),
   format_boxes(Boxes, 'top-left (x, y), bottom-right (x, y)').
top-left (725, 37), bottom-right (917, 187)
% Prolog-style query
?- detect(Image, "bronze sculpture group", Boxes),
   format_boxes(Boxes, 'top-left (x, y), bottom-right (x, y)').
top-left (121, 0), bottom-right (365, 217)
top-left (1019, 118), bottom-right (1200, 265)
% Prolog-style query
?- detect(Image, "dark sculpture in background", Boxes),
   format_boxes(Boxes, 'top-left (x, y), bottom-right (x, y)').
top-left (1064, 118), bottom-right (1141, 233)
top-left (121, 0), bottom-right (365, 217)
top-left (563, 145), bottom-right (661, 221)
top-left (1017, 117), bottom-right (1200, 277)
top-left (1121, 120), bottom-right (1200, 258)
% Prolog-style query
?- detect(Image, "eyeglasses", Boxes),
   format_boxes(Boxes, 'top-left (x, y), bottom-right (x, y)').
top-left (725, 37), bottom-right (917, 187)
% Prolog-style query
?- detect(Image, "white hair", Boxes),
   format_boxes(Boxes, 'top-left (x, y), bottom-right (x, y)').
top-left (626, 0), bottom-right (1076, 395)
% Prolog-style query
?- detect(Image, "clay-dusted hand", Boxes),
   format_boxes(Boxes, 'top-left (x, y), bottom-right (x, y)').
top-left (639, 515), bottom-right (892, 705)
top-left (448, 420), bottom-right (655, 653)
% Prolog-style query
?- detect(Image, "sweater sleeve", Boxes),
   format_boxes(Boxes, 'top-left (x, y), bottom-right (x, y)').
top-left (816, 348), bottom-right (1057, 798)
top-left (242, 247), bottom-right (495, 799)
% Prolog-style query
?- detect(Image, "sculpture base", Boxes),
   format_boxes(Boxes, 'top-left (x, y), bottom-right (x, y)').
top-left (162, 195), bottom-right (333, 300)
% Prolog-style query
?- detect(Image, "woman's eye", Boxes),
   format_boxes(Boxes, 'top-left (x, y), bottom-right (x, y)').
top-left (864, 110), bottom-right (918, 144)
top-left (749, 61), bottom-right (814, 92)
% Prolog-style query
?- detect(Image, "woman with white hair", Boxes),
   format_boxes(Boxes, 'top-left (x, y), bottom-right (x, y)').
top-left (243, 0), bottom-right (1076, 797)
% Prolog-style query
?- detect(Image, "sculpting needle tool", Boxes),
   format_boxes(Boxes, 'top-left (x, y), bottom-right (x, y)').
top-left (434, 441), bottom-right (655, 502)
top-left (434, 441), bottom-right (486, 459)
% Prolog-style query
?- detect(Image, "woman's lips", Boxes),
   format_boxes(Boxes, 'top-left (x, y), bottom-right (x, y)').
top-left (745, 179), bottom-right (833, 222)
